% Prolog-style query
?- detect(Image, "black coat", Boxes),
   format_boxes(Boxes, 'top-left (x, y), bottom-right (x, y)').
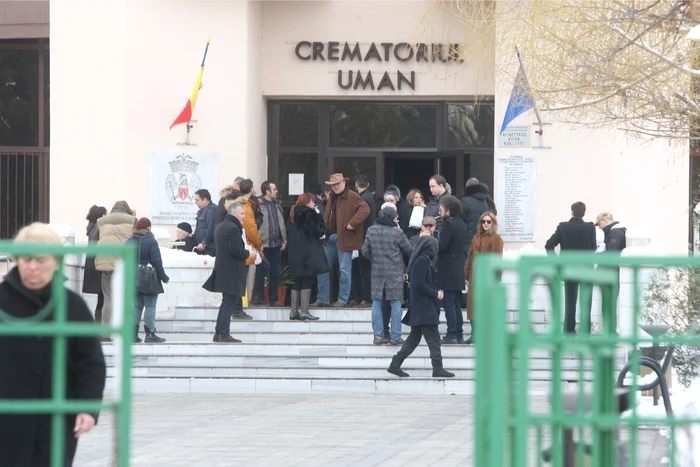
top-left (0, 268), bottom-right (106, 467)
top-left (128, 230), bottom-right (170, 294)
top-left (437, 215), bottom-right (468, 290)
top-left (461, 183), bottom-right (497, 248)
top-left (173, 235), bottom-right (197, 252)
top-left (287, 206), bottom-right (330, 278)
top-left (82, 222), bottom-right (102, 295)
top-left (359, 189), bottom-right (376, 238)
top-left (194, 203), bottom-right (218, 256)
top-left (203, 215), bottom-right (249, 296)
top-left (396, 200), bottom-right (413, 234)
top-left (407, 254), bottom-right (439, 326)
top-left (545, 217), bottom-right (597, 252)
top-left (602, 221), bottom-right (627, 253)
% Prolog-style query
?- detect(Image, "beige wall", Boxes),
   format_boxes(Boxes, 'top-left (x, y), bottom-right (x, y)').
top-left (261, 1), bottom-right (495, 97)
top-left (50, 0), bottom-right (265, 237)
top-left (50, 0), bottom-right (687, 252)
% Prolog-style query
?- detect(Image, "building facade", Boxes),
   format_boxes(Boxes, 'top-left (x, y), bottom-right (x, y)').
top-left (42, 0), bottom-right (688, 252)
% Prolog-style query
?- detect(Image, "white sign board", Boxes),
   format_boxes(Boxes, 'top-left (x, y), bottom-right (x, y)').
top-left (497, 154), bottom-right (537, 242)
top-left (289, 173), bottom-right (305, 196)
top-left (149, 152), bottom-right (219, 225)
top-left (498, 125), bottom-right (531, 148)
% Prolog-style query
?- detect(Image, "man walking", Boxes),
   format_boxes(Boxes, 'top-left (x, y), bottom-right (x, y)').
top-left (193, 189), bottom-right (217, 256)
top-left (203, 203), bottom-right (256, 342)
top-left (255, 181), bottom-right (287, 306)
top-left (350, 175), bottom-right (376, 307)
top-left (313, 173), bottom-right (370, 308)
top-left (545, 201), bottom-right (597, 334)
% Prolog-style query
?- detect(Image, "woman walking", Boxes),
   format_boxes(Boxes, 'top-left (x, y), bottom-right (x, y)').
top-left (0, 223), bottom-right (106, 466)
top-left (464, 212), bottom-right (504, 344)
top-left (287, 193), bottom-right (329, 321)
top-left (387, 234), bottom-right (455, 378)
top-left (83, 205), bottom-right (107, 321)
top-left (128, 217), bottom-right (169, 343)
top-left (437, 195), bottom-right (468, 345)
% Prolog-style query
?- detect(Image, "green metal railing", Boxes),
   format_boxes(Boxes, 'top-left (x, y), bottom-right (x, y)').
top-left (474, 252), bottom-right (700, 467)
top-left (0, 242), bottom-right (136, 466)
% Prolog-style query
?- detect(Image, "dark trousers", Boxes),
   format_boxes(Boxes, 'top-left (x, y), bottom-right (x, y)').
top-left (351, 253), bottom-right (371, 303)
top-left (215, 293), bottom-right (241, 336)
top-left (292, 276), bottom-right (315, 291)
top-left (95, 292), bottom-right (104, 312)
top-left (254, 247), bottom-right (282, 303)
top-left (442, 290), bottom-right (464, 340)
top-left (395, 324), bottom-right (442, 366)
top-left (564, 281), bottom-right (593, 334)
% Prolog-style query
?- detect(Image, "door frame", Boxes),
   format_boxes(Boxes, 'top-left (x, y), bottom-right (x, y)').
top-left (327, 150), bottom-right (385, 195)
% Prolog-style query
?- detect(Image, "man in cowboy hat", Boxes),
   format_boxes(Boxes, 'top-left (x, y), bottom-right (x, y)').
top-left (312, 173), bottom-right (370, 308)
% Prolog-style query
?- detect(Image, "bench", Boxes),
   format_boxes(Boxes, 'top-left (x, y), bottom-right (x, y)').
top-left (616, 345), bottom-right (675, 416)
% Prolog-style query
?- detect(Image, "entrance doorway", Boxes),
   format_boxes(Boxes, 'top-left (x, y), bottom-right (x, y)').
top-left (384, 156), bottom-right (433, 197)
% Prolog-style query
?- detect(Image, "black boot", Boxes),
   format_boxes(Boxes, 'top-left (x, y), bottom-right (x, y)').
top-left (144, 326), bottom-right (166, 343)
top-left (289, 289), bottom-right (301, 320)
top-left (298, 289), bottom-right (319, 321)
top-left (134, 325), bottom-right (142, 343)
top-left (464, 320), bottom-right (475, 345)
top-left (387, 355), bottom-right (410, 377)
top-left (431, 358), bottom-right (455, 378)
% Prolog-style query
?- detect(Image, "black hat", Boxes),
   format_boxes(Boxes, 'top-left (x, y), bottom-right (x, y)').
top-left (177, 222), bottom-right (193, 234)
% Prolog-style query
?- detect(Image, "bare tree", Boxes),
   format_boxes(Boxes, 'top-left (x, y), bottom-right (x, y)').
top-left (431, 0), bottom-right (700, 140)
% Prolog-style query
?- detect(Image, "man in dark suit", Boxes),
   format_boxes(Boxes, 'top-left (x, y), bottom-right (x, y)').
top-left (545, 201), bottom-right (597, 334)
top-left (350, 174), bottom-right (376, 308)
top-left (203, 203), bottom-right (256, 343)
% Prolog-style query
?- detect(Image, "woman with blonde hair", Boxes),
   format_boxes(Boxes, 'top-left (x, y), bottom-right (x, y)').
top-left (0, 223), bottom-right (106, 465)
top-left (464, 211), bottom-right (504, 344)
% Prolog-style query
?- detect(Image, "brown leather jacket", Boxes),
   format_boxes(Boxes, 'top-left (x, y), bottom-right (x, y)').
top-left (324, 188), bottom-right (370, 251)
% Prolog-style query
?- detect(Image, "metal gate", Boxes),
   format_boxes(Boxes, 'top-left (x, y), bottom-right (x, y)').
top-left (0, 148), bottom-right (50, 239)
top-left (0, 241), bottom-right (135, 466)
top-left (474, 252), bottom-right (700, 467)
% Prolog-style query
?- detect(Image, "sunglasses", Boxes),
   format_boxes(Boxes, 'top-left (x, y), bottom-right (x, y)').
top-left (482, 219), bottom-right (493, 225)
top-left (422, 224), bottom-right (435, 228)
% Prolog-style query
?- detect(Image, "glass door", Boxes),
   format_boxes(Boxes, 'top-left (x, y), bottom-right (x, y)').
top-left (327, 151), bottom-right (384, 198)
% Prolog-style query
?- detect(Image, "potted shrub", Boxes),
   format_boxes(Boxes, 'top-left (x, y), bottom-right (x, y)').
top-left (264, 261), bottom-right (295, 305)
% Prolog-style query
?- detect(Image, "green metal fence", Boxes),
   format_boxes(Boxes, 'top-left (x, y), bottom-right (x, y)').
top-left (0, 242), bottom-right (136, 466)
top-left (474, 252), bottom-right (700, 467)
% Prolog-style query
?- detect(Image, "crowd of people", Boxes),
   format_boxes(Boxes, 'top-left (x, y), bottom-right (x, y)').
top-left (77, 173), bottom-right (627, 377)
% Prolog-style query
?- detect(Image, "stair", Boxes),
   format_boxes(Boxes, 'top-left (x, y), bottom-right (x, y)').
top-left (104, 306), bottom-right (598, 395)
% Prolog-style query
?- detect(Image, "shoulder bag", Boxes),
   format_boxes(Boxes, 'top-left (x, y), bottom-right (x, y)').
top-left (136, 238), bottom-right (159, 295)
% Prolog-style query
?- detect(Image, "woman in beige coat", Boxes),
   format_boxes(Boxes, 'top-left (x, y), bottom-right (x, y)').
top-left (464, 211), bottom-right (504, 344)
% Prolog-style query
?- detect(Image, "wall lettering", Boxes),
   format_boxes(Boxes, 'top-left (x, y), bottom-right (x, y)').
top-left (295, 41), bottom-right (464, 92)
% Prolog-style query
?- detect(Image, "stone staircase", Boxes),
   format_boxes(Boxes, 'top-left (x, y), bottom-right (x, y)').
top-left (103, 306), bottom-right (601, 395)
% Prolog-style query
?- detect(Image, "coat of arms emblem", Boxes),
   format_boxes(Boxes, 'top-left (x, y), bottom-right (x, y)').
top-left (165, 154), bottom-right (202, 204)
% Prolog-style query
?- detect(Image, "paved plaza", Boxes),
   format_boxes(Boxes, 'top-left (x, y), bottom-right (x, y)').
top-left (74, 394), bottom-right (668, 466)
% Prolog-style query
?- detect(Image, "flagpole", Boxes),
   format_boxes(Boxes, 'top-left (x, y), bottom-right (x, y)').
top-left (185, 39), bottom-right (211, 145)
top-left (514, 45), bottom-right (545, 147)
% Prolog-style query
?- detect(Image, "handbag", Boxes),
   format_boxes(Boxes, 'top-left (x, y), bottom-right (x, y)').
top-left (136, 238), bottom-right (159, 295)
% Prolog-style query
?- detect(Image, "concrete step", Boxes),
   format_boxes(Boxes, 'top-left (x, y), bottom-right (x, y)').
top-left (106, 365), bottom-right (595, 380)
top-left (147, 326), bottom-right (552, 343)
top-left (105, 353), bottom-right (596, 370)
top-left (173, 306), bottom-right (547, 322)
top-left (101, 342), bottom-right (566, 358)
top-left (105, 375), bottom-right (588, 396)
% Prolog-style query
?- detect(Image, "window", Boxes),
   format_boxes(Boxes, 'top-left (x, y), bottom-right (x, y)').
top-left (44, 50), bottom-right (50, 146)
top-left (0, 49), bottom-right (39, 146)
top-left (279, 104), bottom-right (318, 147)
top-left (447, 103), bottom-right (494, 149)
top-left (333, 157), bottom-right (377, 192)
top-left (463, 154), bottom-right (495, 192)
top-left (277, 153), bottom-right (318, 202)
top-left (330, 103), bottom-right (437, 148)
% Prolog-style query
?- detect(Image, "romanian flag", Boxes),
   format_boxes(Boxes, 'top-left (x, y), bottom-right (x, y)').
top-left (170, 39), bottom-right (210, 130)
